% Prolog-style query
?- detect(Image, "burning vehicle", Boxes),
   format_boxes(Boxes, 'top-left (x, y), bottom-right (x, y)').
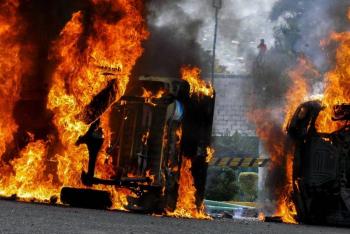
top-left (250, 8), bottom-right (350, 225)
top-left (287, 101), bottom-right (350, 226)
top-left (282, 11), bottom-right (350, 226)
top-left (0, 0), bottom-right (215, 219)
top-left (60, 74), bottom-right (215, 213)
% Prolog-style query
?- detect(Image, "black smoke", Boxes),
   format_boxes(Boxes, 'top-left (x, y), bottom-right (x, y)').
top-left (132, 0), bottom-right (213, 78)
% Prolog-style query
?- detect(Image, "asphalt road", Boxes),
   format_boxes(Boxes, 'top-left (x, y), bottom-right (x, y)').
top-left (0, 200), bottom-right (349, 234)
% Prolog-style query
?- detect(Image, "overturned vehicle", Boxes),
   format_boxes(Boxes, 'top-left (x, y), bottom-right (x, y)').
top-left (61, 76), bottom-right (215, 213)
top-left (287, 101), bottom-right (350, 226)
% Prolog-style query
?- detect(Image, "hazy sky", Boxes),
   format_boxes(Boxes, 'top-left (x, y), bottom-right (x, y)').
top-left (196, 0), bottom-right (278, 74)
top-left (152, 0), bottom-right (278, 74)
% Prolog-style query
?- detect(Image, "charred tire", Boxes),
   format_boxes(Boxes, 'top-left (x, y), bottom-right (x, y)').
top-left (60, 187), bottom-right (112, 209)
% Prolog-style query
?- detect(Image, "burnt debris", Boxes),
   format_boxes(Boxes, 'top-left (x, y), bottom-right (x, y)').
top-left (287, 101), bottom-right (350, 226)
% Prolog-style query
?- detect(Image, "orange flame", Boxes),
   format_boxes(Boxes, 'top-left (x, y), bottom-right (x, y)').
top-left (0, 0), bottom-right (148, 210)
top-left (245, 7), bottom-right (350, 226)
top-left (275, 56), bottom-right (320, 224)
top-left (249, 55), bottom-right (319, 224)
top-left (283, 56), bottom-right (317, 129)
top-left (141, 88), bottom-right (165, 106)
top-left (258, 212), bottom-right (265, 221)
top-left (273, 152), bottom-right (298, 224)
top-left (47, 0), bottom-right (148, 209)
top-left (316, 13), bottom-right (350, 133)
top-left (205, 147), bottom-right (214, 163)
top-left (141, 88), bottom-right (165, 99)
top-left (167, 157), bottom-right (210, 219)
top-left (181, 66), bottom-right (214, 98)
top-left (0, 0), bottom-right (23, 159)
top-left (272, 11), bottom-right (350, 223)
top-left (2, 141), bottom-right (59, 201)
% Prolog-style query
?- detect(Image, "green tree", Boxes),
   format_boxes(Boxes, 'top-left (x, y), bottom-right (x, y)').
top-left (238, 172), bottom-right (258, 202)
top-left (205, 167), bottom-right (239, 201)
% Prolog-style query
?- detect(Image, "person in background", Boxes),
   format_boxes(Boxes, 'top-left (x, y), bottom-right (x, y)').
top-left (258, 39), bottom-right (267, 55)
top-left (256, 39), bottom-right (267, 66)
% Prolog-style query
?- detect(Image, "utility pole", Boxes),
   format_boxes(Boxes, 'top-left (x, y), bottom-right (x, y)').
top-left (211, 0), bottom-right (222, 86)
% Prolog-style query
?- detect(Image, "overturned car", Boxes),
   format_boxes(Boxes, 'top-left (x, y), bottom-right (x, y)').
top-left (60, 76), bottom-right (215, 213)
top-left (287, 101), bottom-right (350, 226)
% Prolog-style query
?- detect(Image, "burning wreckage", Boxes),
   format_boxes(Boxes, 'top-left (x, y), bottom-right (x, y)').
top-left (287, 101), bottom-right (350, 225)
top-left (255, 9), bottom-right (350, 226)
top-left (0, 0), bottom-right (215, 218)
top-left (1, 66), bottom-right (215, 216)
top-left (0, 67), bottom-right (215, 216)
top-left (61, 74), bottom-right (215, 213)
top-left (1, 64), bottom-right (215, 216)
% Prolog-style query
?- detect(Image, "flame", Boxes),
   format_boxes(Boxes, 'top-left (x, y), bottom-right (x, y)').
top-left (141, 88), bottom-right (165, 106)
top-left (283, 56), bottom-right (317, 130)
top-left (141, 131), bottom-right (150, 145)
top-left (258, 212), bottom-right (265, 221)
top-left (141, 88), bottom-right (165, 99)
top-left (0, 0), bottom-right (51, 201)
top-left (181, 66), bottom-right (214, 98)
top-left (273, 152), bottom-right (298, 224)
top-left (0, 0), bottom-right (148, 210)
top-left (274, 56), bottom-right (319, 224)
top-left (167, 157), bottom-right (210, 219)
top-left (273, 10), bottom-right (350, 223)
top-left (145, 170), bottom-right (155, 183)
top-left (315, 11), bottom-right (350, 133)
top-left (205, 147), bottom-right (214, 163)
top-left (249, 55), bottom-right (319, 224)
top-left (47, 0), bottom-right (148, 209)
top-left (0, 0), bottom-right (23, 159)
top-left (252, 10), bottom-right (350, 224)
top-left (0, 140), bottom-right (60, 201)
top-left (142, 88), bottom-right (153, 98)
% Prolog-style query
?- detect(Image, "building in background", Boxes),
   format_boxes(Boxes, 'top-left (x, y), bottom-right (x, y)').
top-left (211, 73), bottom-right (259, 159)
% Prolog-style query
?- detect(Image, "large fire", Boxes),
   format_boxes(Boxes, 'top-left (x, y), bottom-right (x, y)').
top-left (0, 0), bottom-right (148, 209)
top-left (315, 10), bottom-right (350, 133)
top-left (0, 0), bottom-right (24, 185)
top-left (274, 56), bottom-right (317, 224)
top-left (47, 0), bottom-right (148, 209)
top-left (167, 67), bottom-right (213, 219)
top-left (250, 56), bottom-right (319, 224)
top-left (253, 9), bottom-right (350, 224)
top-left (0, 0), bottom-right (38, 198)
top-left (0, 0), bottom-right (213, 220)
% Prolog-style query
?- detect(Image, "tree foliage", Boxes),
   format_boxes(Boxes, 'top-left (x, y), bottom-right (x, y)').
top-left (205, 166), bottom-right (239, 201)
top-left (238, 172), bottom-right (258, 202)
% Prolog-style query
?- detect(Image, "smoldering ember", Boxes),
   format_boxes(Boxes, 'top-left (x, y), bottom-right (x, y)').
top-left (0, 1), bottom-right (350, 233)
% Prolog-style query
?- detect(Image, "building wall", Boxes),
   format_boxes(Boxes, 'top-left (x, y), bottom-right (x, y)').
top-left (212, 74), bottom-right (256, 137)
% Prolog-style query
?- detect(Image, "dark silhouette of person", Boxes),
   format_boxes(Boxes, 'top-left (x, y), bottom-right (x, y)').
top-left (256, 39), bottom-right (267, 67)
top-left (258, 39), bottom-right (267, 54)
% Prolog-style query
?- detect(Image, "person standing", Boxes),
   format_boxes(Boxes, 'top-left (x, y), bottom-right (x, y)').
top-left (257, 39), bottom-right (267, 66)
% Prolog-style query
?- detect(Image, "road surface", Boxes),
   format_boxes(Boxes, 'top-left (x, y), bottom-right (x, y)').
top-left (0, 200), bottom-right (349, 234)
